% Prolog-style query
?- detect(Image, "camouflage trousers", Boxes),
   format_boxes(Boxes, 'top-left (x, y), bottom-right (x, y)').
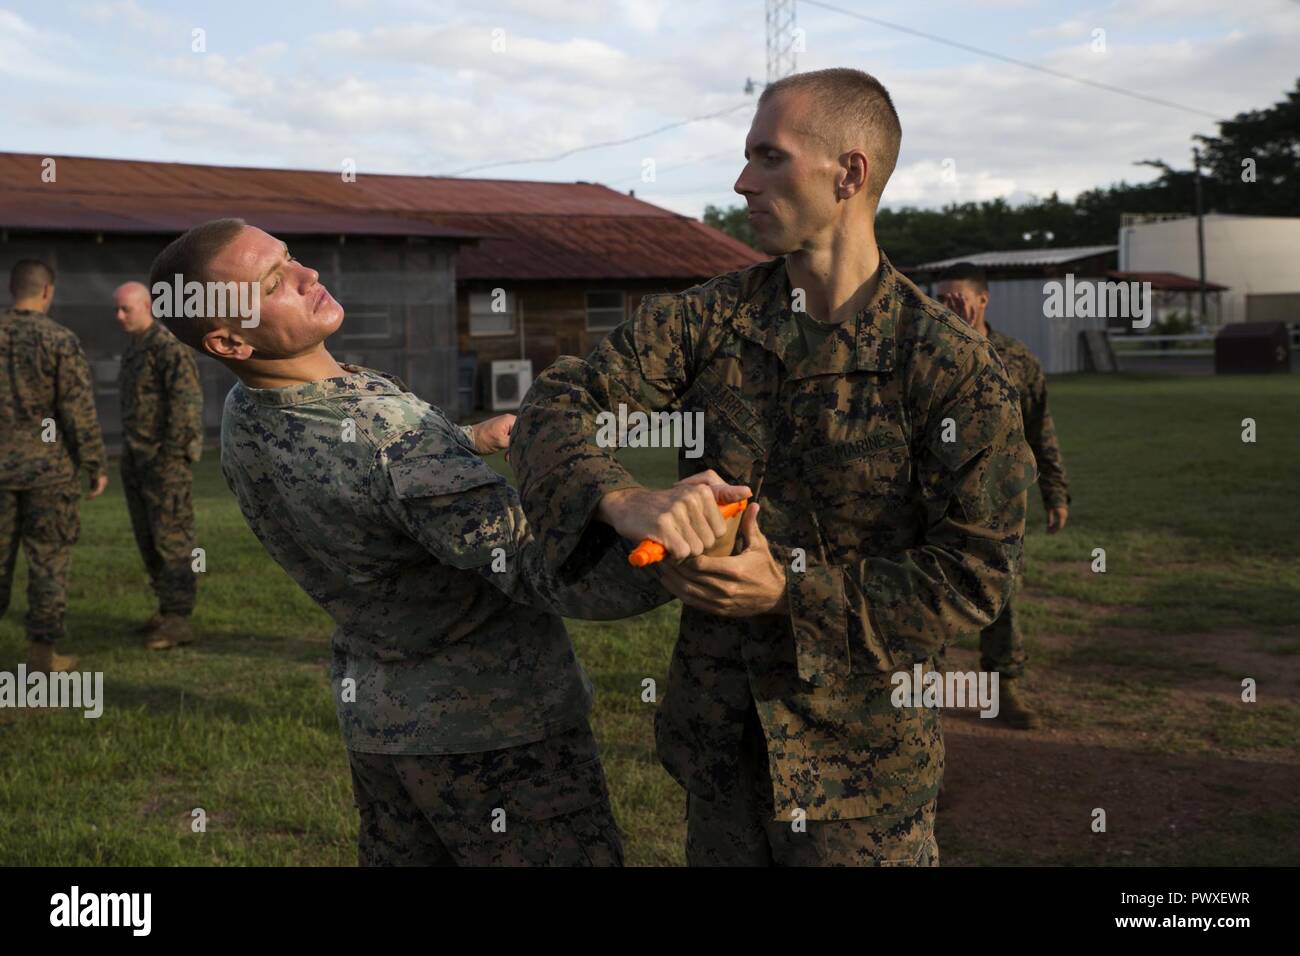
top-left (0, 482), bottom-right (81, 642)
top-left (347, 719), bottom-right (624, 867)
top-left (980, 594), bottom-right (1027, 679)
top-left (686, 704), bottom-right (940, 866)
top-left (121, 457), bottom-right (197, 617)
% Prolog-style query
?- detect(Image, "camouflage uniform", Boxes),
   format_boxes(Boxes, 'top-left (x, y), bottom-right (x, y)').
top-left (219, 364), bottom-right (667, 866)
top-left (119, 320), bottom-right (203, 618)
top-left (512, 252), bottom-right (1035, 865)
top-left (685, 702), bottom-right (938, 866)
top-left (979, 324), bottom-right (1070, 679)
top-left (0, 307), bottom-right (106, 643)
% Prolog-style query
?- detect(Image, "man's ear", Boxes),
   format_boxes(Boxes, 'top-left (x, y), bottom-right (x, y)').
top-left (838, 148), bottom-right (870, 199)
top-left (202, 324), bottom-right (253, 362)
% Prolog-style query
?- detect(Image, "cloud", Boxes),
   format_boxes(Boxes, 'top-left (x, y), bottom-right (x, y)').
top-left (6, 0), bottom-right (1298, 221)
top-left (0, 10), bottom-right (87, 83)
top-left (75, 0), bottom-right (177, 39)
top-left (618, 0), bottom-right (667, 33)
top-left (872, 4), bottom-right (1300, 209)
top-left (1029, 18), bottom-right (1094, 40)
top-left (312, 21), bottom-right (631, 83)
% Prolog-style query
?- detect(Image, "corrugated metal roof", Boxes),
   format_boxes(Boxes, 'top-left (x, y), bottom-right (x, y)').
top-left (0, 152), bottom-right (764, 280)
top-left (915, 245), bottom-right (1118, 270)
top-left (1108, 270), bottom-right (1229, 292)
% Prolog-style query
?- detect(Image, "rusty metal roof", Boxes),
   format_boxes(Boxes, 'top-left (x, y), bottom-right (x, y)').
top-left (0, 152), bottom-right (764, 281)
top-left (1107, 270), bottom-right (1229, 292)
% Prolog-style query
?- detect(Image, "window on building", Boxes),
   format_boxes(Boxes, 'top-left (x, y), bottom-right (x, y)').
top-left (470, 290), bottom-right (516, 336)
top-left (586, 291), bottom-right (626, 331)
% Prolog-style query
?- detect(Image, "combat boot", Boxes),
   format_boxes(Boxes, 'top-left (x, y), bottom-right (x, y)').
top-left (144, 614), bottom-right (195, 651)
top-left (996, 680), bottom-right (1041, 729)
top-left (28, 641), bottom-right (79, 673)
top-left (133, 614), bottom-right (165, 635)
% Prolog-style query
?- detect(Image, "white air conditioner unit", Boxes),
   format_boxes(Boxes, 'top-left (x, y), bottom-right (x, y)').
top-left (490, 359), bottom-right (533, 411)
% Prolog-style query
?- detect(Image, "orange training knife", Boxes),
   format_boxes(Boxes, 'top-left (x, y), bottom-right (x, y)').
top-left (627, 498), bottom-right (751, 567)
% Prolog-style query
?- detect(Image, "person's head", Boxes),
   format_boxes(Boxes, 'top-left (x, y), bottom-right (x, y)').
top-left (734, 67), bottom-right (901, 255)
top-left (936, 262), bottom-right (990, 328)
top-left (148, 219), bottom-right (343, 369)
top-left (114, 281), bottom-right (154, 335)
top-left (10, 259), bottom-right (56, 312)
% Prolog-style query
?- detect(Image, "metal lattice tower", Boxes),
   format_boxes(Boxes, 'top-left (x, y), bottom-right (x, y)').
top-left (766, 0), bottom-right (798, 83)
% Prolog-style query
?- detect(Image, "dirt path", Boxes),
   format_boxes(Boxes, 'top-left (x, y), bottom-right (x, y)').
top-left (935, 624), bottom-right (1300, 866)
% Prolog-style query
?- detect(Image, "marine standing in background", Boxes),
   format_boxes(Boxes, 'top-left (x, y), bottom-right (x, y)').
top-left (937, 261), bottom-right (1071, 730)
top-left (114, 281), bottom-right (203, 650)
top-left (0, 259), bottom-right (108, 672)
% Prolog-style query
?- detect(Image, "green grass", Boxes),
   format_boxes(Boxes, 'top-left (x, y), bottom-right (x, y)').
top-left (1, 373), bottom-right (1298, 865)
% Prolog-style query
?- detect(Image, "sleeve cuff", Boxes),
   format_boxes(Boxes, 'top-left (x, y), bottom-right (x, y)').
top-left (530, 455), bottom-right (641, 576)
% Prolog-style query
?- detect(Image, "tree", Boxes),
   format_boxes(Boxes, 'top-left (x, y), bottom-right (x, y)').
top-left (1197, 79), bottom-right (1300, 214)
top-left (703, 204), bottom-right (759, 250)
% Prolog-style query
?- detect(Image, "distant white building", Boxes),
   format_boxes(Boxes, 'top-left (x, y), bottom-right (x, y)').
top-left (1119, 213), bottom-right (1300, 325)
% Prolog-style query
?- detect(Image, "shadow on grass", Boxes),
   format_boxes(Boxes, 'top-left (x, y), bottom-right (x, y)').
top-left (100, 680), bottom-right (260, 722)
top-left (183, 631), bottom-right (329, 665)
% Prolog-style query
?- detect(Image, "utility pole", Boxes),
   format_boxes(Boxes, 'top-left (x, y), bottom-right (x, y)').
top-left (766, 0), bottom-right (798, 84)
top-left (1192, 146), bottom-right (1208, 324)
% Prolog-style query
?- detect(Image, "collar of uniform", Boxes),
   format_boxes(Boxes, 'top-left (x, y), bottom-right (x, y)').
top-left (729, 250), bottom-right (899, 379)
top-left (235, 363), bottom-right (401, 407)
top-left (137, 320), bottom-right (168, 348)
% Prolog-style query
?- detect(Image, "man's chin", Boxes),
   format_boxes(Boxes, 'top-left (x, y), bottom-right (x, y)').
top-left (319, 303), bottom-right (345, 337)
top-left (758, 237), bottom-right (798, 257)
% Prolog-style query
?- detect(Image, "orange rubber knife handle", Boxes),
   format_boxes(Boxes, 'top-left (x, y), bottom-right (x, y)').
top-left (627, 498), bottom-right (750, 567)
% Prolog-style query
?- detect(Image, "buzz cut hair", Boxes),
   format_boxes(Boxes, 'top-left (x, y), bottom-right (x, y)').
top-left (759, 67), bottom-right (902, 208)
top-left (937, 261), bottom-right (989, 293)
top-left (148, 217), bottom-right (247, 349)
top-left (10, 259), bottom-right (56, 299)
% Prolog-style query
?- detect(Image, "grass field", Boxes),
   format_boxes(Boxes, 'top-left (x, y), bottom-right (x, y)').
top-left (2, 373), bottom-right (1298, 866)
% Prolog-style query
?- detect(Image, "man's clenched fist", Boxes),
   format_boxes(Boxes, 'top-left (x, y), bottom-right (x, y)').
top-left (470, 414), bottom-right (515, 455)
top-left (597, 470), bottom-right (752, 562)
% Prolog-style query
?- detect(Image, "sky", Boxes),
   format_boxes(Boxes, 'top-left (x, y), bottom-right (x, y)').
top-left (2, 0), bottom-right (1298, 219)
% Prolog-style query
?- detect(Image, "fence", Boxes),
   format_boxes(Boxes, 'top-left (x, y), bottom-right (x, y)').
top-left (1106, 326), bottom-right (1300, 373)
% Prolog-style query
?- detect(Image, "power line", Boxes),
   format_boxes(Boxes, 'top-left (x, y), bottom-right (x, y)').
top-left (606, 147), bottom-right (738, 189)
top-left (436, 101), bottom-right (754, 177)
top-left (801, 0), bottom-right (1221, 120)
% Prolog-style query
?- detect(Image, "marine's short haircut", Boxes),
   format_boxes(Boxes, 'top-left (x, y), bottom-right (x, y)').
top-left (10, 259), bottom-right (56, 299)
top-left (148, 218), bottom-right (247, 349)
top-left (759, 67), bottom-right (902, 208)
top-left (937, 262), bottom-right (989, 293)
